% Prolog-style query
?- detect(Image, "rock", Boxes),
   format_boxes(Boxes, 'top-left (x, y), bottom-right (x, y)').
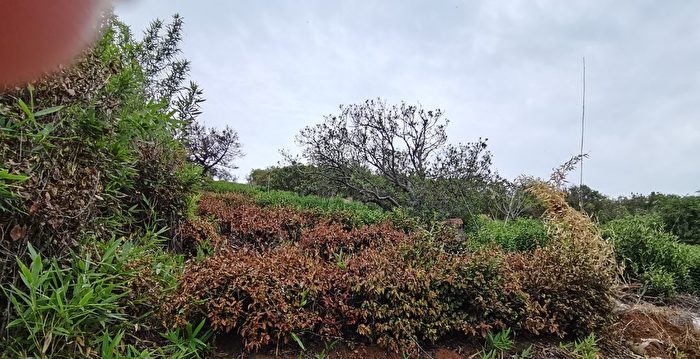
top-left (628, 338), bottom-right (663, 356)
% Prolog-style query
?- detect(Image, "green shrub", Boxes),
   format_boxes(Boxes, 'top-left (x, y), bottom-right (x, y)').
top-left (469, 216), bottom-right (548, 252)
top-left (602, 214), bottom-right (693, 295)
top-left (649, 194), bottom-right (700, 245)
top-left (206, 180), bottom-right (259, 195)
top-left (523, 182), bottom-right (616, 336)
top-left (0, 17), bottom-right (202, 291)
top-left (642, 267), bottom-right (677, 298)
top-left (679, 243), bottom-right (700, 293)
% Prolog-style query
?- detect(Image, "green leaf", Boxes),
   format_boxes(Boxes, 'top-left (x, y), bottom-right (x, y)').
top-left (34, 106), bottom-right (63, 118)
top-left (290, 332), bottom-right (305, 351)
top-left (17, 99), bottom-right (33, 119)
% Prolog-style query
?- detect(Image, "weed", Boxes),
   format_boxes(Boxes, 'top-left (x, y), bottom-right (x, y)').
top-left (560, 333), bottom-right (599, 359)
top-left (2, 243), bottom-right (128, 358)
top-left (160, 319), bottom-right (212, 359)
top-left (486, 328), bottom-right (514, 352)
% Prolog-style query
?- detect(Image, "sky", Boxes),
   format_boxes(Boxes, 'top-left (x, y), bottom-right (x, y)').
top-left (115, 0), bottom-right (700, 197)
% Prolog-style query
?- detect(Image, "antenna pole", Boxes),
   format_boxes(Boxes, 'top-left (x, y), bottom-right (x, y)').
top-left (579, 57), bottom-right (586, 188)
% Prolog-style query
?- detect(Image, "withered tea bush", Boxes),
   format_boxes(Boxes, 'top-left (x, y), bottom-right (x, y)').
top-left (520, 182), bottom-right (617, 336)
top-left (169, 180), bottom-right (618, 352)
top-left (168, 247), bottom-right (346, 351)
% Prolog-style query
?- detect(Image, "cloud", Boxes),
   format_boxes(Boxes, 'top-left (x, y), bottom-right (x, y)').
top-left (116, 0), bottom-right (700, 196)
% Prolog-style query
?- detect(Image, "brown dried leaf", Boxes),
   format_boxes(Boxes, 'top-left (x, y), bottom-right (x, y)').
top-left (10, 225), bottom-right (26, 241)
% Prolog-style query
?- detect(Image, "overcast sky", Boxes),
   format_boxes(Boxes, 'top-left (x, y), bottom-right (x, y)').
top-left (116, 0), bottom-right (699, 196)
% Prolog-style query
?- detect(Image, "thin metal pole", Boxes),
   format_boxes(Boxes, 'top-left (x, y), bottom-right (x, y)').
top-left (579, 57), bottom-right (586, 188)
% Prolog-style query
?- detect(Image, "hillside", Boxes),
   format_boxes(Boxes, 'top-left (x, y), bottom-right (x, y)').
top-left (1, 13), bottom-right (700, 359)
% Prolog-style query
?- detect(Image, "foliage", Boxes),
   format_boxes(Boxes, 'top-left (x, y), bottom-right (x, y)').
top-left (170, 183), bottom-right (617, 352)
top-left (137, 14), bottom-right (190, 105)
top-left (168, 247), bottom-right (344, 351)
top-left (655, 195), bottom-right (700, 245)
top-left (0, 15), bottom-right (202, 266)
top-left (642, 267), bottom-right (677, 298)
top-left (565, 185), bottom-right (622, 222)
top-left (299, 221), bottom-right (406, 260)
top-left (486, 328), bottom-right (513, 353)
top-left (135, 15), bottom-right (244, 180)
top-left (481, 328), bottom-right (515, 358)
top-left (292, 98), bottom-right (494, 221)
top-left (566, 186), bottom-right (700, 245)
top-left (521, 181), bottom-right (616, 336)
top-left (2, 243), bottom-right (129, 358)
top-left (468, 216), bottom-right (548, 252)
top-left (559, 333), bottom-right (599, 359)
top-left (186, 120), bottom-right (243, 179)
top-left (602, 214), bottom-right (694, 296)
top-left (247, 164), bottom-right (350, 198)
top-left (0, 21), bottom-right (207, 347)
top-left (204, 182), bottom-right (387, 227)
top-left (0, 233), bottom-right (206, 358)
top-left (487, 177), bottom-right (543, 222)
top-left (159, 319), bottom-right (212, 359)
top-left (0, 168), bottom-right (27, 212)
top-left (680, 243), bottom-right (700, 292)
top-left (206, 180), bottom-right (258, 195)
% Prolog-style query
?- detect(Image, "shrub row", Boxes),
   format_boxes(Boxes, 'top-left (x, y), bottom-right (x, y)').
top-left (168, 183), bottom-right (617, 352)
top-left (197, 193), bottom-right (405, 251)
top-left (205, 181), bottom-right (387, 226)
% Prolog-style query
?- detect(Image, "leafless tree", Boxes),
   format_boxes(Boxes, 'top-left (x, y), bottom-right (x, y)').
top-left (187, 122), bottom-right (243, 179)
top-left (294, 98), bottom-right (493, 212)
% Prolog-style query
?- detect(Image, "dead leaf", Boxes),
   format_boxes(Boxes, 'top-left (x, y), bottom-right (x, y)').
top-left (10, 225), bottom-right (26, 241)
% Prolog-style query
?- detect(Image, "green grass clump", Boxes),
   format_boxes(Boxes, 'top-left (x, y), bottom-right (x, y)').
top-left (0, 235), bottom-right (210, 358)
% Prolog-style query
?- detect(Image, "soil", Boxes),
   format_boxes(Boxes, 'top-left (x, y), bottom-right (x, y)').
top-left (605, 302), bottom-right (700, 359)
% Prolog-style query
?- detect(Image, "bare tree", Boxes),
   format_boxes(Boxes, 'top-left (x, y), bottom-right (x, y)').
top-left (187, 122), bottom-right (243, 179)
top-left (294, 98), bottom-right (493, 214)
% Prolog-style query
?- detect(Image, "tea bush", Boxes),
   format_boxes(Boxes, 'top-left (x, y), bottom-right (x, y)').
top-left (168, 247), bottom-right (345, 351)
top-left (602, 214), bottom-right (694, 295)
top-left (468, 216), bottom-right (548, 252)
top-left (205, 181), bottom-right (386, 226)
top-left (642, 267), bottom-right (678, 298)
top-left (198, 195), bottom-right (310, 248)
top-left (655, 195), bottom-right (700, 245)
top-left (521, 182), bottom-right (616, 336)
top-left (169, 182), bottom-right (618, 352)
top-left (346, 239), bottom-right (453, 352)
top-left (680, 244), bottom-right (700, 292)
top-left (299, 221), bottom-right (406, 260)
